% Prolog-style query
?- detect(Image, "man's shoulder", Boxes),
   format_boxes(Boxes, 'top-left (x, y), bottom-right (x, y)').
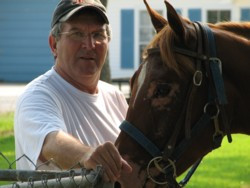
top-left (98, 80), bottom-right (118, 91)
top-left (17, 68), bottom-right (60, 102)
top-left (98, 81), bottom-right (124, 97)
top-left (15, 69), bottom-right (65, 114)
top-left (23, 69), bottom-right (54, 93)
top-left (98, 80), bottom-right (127, 102)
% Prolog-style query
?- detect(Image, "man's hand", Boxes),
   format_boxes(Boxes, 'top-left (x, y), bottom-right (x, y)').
top-left (41, 132), bottom-right (131, 182)
top-left (82, 141), bottom-right (132, 182)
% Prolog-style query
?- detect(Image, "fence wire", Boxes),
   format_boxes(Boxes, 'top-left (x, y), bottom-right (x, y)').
top-left (0, 152), bottom-right (113, 188)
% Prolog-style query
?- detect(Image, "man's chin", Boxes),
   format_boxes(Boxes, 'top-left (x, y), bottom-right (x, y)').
top-left (77, 68), bottom-right (99, 77)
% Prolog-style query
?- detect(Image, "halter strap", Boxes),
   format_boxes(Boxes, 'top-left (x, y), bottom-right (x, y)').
top-left (202, 23), bottom-right (228, 105)
top-left (200, 23), bottom-right (232, 143)
top-left (120, 120), bottom-right (161, 157)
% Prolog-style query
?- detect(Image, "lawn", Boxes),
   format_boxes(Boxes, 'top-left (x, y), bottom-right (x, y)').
top-left (0, 112), bottom-right (15, 169)
top-left (177, 135), bottom-right (250, 188)
top-left (0, 112), bottom-right (15, 186)
top-left (0, 112), bottom-right (249, 187)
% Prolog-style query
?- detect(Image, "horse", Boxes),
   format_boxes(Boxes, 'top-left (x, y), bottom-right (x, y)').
top-left (116, 0), bottom-right (250, 187)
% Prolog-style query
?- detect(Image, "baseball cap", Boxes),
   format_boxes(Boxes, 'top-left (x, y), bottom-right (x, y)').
top-left (51, 0), bottom-right (109, 28)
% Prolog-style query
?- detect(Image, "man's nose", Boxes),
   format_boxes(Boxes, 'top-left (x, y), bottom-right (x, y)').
top-left (81, 35), bottom-right (95, 49)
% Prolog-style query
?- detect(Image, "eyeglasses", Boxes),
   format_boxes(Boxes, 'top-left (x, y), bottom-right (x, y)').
top-left (59, 30), bottom-right (109, 44)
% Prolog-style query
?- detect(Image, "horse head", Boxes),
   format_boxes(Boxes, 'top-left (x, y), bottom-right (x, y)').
top-left (116, 0), bottom-right (250, 187)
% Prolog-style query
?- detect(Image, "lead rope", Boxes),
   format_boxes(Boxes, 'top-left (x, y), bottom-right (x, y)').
top-left (178, 158), bottom-right (203, 187)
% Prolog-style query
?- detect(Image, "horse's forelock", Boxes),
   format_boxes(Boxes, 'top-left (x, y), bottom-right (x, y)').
top-left (159, 27), bottom-right (182, 75)
top-left (143, 26), bottom-right (194, 77)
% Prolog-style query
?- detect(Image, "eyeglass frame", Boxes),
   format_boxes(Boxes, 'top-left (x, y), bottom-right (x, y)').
top-left (58, 29), bottom-right (109, 44)
top-left (50, 21), bottom-right (112, 42)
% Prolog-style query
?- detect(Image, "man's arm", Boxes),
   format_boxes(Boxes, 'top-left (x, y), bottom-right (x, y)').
top-left (40, 131), bottom-right (132, 182)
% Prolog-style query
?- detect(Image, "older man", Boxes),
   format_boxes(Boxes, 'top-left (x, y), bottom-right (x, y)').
top-left (15, 0), bottom-right (132, 183)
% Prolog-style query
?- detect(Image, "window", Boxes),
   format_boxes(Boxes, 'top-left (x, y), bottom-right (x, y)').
top-left (207, 10), bottom-right (231, 24)
top-left (121, 9), bottom-right (134, 69)
top-left (188, 9), bottom-right (201, 21)
top-left (241, 8), bottom-right (250, 21)
top-left (139, 10), bottom-right (163, 64)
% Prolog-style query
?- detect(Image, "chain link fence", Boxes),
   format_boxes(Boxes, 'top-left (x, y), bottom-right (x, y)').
top-left (0, 152), bottom-right (113, 188)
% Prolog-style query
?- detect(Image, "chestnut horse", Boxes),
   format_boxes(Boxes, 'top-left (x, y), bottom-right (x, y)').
top-left (116, 0), bottom-right (250, 187)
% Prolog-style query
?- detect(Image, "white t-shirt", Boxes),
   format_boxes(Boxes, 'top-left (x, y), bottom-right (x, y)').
top-left (14, 67), bottom-right (128, 170)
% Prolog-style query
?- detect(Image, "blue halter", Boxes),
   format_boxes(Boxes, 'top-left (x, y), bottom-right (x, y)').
top-left (119, 120), bottom-right (161, 157)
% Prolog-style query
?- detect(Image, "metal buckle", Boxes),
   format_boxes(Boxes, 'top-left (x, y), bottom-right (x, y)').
top-left (147, 156), bottom-right (176, 185)
top-left (209, 57), bottom-right (222, 74)
top-left (204, 102), bottom-right (220, 119)
top-left (193, 70), bottom-right (203, 86)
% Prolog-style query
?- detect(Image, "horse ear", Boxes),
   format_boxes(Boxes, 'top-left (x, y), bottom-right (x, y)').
top-left (144, 0), bottom-right (168, 33)
top-left (164, 0), bottom-right (186, 41)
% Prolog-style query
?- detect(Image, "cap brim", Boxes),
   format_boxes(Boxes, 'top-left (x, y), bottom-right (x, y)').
top-left (60, 5), bottom-right (109, 24)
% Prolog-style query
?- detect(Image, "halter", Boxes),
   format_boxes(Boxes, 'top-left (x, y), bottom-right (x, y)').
top-left (120, 22), bottom-right (232, 187)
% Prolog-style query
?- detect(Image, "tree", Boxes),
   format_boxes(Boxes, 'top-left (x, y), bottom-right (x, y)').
top-left (100, 0), bottom-right (111, 83)
top-left (100, 0), bottom-right (107, 7)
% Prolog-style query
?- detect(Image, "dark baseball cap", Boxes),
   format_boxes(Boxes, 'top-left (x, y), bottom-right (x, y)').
top-left (51, 0), bottom-right (109, 28)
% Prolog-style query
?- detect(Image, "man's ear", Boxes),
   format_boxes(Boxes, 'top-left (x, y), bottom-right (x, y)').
top-left (49, 35), bottom-right (57, 58)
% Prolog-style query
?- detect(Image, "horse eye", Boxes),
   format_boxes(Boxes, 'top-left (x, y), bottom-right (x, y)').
top-left (153, 83), bottom-right (171, 98)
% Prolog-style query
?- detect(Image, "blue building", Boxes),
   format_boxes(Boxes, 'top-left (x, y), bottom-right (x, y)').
top-left (0, 0), bottom-right (59, 82)
top-left (0, 0), bottom-right (249, 82)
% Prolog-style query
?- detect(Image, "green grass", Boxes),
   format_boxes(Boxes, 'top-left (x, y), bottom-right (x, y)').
top-left (0, 112), bottom-right (14, 134)
top-left (0, 112), bottom-right (249, 187)
top-left (177, 134), bottom-right (250, 188)
top-left (0, 112), bottom-right (15, 168)
top-left (0, 112), bottom-right (15, 185)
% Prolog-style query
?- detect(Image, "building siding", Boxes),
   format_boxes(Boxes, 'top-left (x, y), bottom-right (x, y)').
top-left (0, 0), bottom-right (59, 82)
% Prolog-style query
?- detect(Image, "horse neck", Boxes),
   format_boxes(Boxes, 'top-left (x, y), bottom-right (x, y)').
top-left (218, 32), bottom-right (250, 91)
top-left (216, 30), bottom-right (250, 134)
top-left (214, 22), bottom-right (250, 39)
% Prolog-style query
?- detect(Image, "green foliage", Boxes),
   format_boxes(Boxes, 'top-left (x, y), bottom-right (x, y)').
top-left (100, 53), bottom-right (111, 83)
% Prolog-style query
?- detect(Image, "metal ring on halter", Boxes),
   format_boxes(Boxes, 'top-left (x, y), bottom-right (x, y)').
top-left (146, 156), bottom-right (177, 185)
top-left (193, 70), bottom-right (203, 86)
top-left (204, 102), bottom-right (220, 119)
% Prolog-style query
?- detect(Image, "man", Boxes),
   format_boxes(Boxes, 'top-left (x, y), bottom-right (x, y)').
top-left (14, 0), bottom-right (132, 183)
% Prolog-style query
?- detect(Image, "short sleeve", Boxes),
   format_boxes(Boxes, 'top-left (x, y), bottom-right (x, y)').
top-left (14, 89), bottom-right (66, 170)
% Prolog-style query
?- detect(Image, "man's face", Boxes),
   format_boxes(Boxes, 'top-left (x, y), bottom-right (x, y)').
top-left (54, 12), bottom-right (109, 82)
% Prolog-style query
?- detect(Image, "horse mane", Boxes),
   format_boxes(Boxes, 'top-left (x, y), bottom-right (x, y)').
top-left (142, 20), bottom-right (250, 77)
top-left (212, 22), bottom-right (250, 39)
top-left (142, 25), bottom-right (195, 77)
